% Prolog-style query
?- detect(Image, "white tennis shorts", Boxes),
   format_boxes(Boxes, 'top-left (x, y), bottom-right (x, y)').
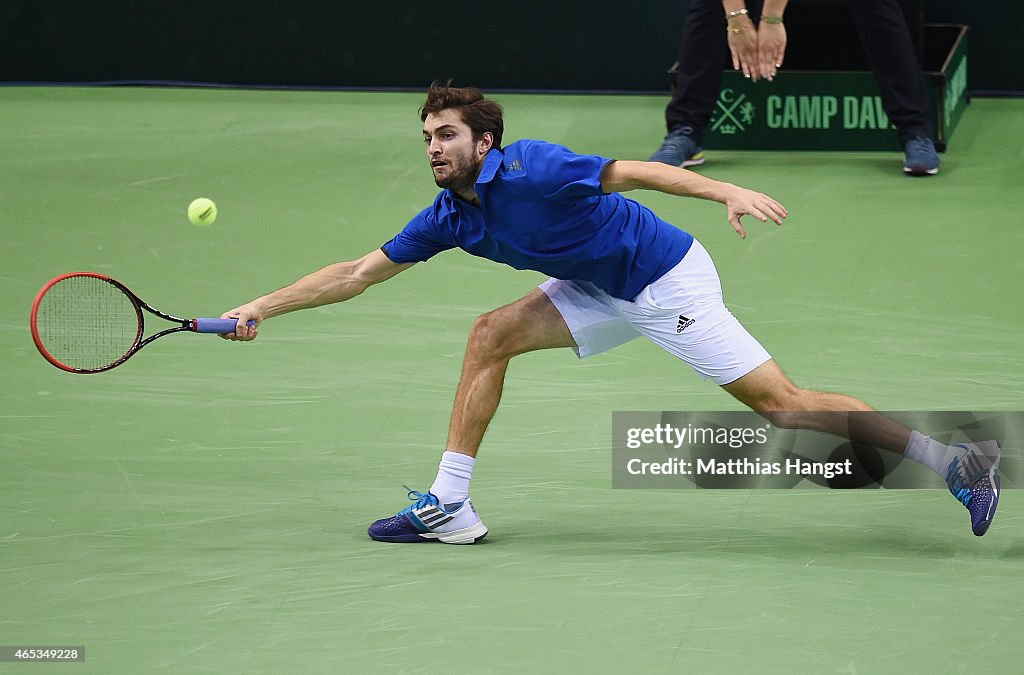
top-left (539, 239), bottom-right (771, 385)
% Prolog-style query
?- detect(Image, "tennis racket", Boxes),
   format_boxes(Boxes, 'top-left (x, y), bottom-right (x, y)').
top-left (30, 272), bottom-right (253, 374)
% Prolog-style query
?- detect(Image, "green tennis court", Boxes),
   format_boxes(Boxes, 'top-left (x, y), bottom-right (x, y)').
top-left (2, 87), bottom-right (1022, 673)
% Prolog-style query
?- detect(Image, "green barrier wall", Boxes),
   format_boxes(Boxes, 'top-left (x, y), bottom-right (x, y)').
top-left (702, 24), bottom-right (968, 151)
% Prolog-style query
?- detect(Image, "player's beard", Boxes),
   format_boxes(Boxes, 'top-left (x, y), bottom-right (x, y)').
top-left (431, 150), bottom-right (482, 194)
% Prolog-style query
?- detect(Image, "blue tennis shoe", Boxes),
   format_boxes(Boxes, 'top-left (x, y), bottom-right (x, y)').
top-left (368, 487), bottom-right (488, 544)
top-left (649, 126), bottom-right (706, 168)
top-left (946, 441), bottom-right (1000, 536)
top-left (903, 136), bottom-right (940, 176)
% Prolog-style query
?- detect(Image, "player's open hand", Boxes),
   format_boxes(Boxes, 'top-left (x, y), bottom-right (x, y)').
top-left (219, 303), bottom-right (263, 341)
top-left (725, 187), bottom-right (788, 239)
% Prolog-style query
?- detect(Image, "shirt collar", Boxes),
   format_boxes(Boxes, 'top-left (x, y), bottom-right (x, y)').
top-left (476, 147), bottom-right (504, 186)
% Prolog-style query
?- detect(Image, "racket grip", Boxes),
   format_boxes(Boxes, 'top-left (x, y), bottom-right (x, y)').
top-left (194, 318), bottom-right (256, 334)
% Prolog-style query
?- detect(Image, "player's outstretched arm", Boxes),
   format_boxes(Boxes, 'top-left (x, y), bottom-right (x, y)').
top-left (600, 159), bottom-right (787, 239)
top-left (220, 249), bottom-right (414, 340)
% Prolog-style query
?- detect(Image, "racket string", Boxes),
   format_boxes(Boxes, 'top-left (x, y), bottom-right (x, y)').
top-left (36, 275), bottom-right (141, 371)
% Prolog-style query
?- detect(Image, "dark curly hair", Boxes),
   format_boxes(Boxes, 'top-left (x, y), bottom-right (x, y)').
top-left (420, 81), bottom-right (504, 150)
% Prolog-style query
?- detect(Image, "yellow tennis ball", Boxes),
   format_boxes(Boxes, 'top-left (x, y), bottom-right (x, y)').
top-left (187, 197), bottom-right (217, 226)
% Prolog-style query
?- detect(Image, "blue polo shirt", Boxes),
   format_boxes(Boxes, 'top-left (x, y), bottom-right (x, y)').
top-left (381, 139), bottom-right (694, 301)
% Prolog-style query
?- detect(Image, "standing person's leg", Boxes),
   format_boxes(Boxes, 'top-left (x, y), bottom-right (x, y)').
top-left (650, 0), bottom-right (732, 166)
top-left (665, 0), bottom-right (731, 142)
top-left (845, 0), bottom-right (939, 175)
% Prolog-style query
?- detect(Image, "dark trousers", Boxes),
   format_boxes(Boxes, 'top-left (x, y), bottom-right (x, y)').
top-left (665, 0), bottom-right (932, 145)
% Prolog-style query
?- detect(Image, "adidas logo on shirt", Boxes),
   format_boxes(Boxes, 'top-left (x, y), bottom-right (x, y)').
top-left (506, 159), bottom-right (524, 171)
top-left (676, 315), bottom-right (695, 333)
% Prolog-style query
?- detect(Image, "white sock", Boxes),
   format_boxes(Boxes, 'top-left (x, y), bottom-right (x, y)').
top-left (429, 451), bottom-right (475, 510)
top-left (904, 430), bottom-right (963, 478)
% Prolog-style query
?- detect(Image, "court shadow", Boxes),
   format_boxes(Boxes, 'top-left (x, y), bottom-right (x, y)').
top-left (994, 538), bottom-right (1024, 560)
top-left (501, 520), bottom-right (970, 561)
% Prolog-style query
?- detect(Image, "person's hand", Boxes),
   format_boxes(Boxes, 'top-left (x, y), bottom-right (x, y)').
top-left (726, 15), bottom-right (760, 80)
top-left (219, 302), bottom-right (264, 340)
top-left (757, 21), bottom-right (787, 81)
top-left (723, 186), bottom-right (788, 239)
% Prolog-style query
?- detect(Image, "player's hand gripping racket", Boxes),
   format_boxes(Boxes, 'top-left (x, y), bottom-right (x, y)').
top-left (30, 272), bottom-right (253, 374)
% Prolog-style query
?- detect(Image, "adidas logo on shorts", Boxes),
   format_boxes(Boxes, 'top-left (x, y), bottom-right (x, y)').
top-left (676, 314), bottom-right (695, 333)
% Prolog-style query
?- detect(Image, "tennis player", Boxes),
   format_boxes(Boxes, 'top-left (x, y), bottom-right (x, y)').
top-left (221, 84), bottom-right (999, 542)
